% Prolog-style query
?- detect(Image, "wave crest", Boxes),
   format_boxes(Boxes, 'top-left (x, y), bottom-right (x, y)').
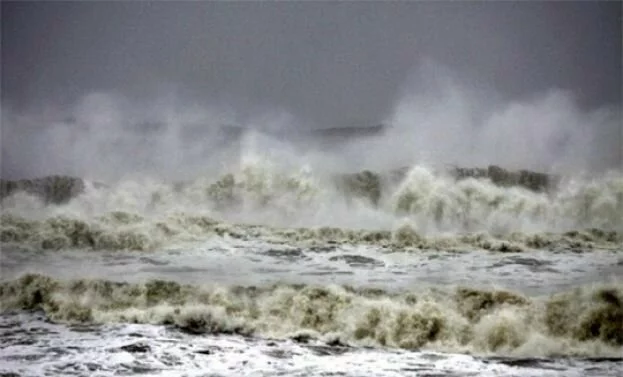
top-left (1, 273), bottom-right (621, 357)
top-left (1, 163), bottom-right (622, 251)
top-left (2, 211), bottom-right (621, 252)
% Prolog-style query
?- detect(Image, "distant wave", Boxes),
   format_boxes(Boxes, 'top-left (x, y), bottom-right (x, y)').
top-left (1, 212), bottom-right (620, 252)
top-left (1, 164), bottom-right (621, 252)
top-left (1, 273), bottom-right (621, 357)
top-left (1, 176), bottom-right (87, 205)
top-left (0, 164), bottom-right (558, 205)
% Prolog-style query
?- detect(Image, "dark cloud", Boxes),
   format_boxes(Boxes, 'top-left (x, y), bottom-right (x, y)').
top-left (3, 1), bottom-right (621, 124)
top-left (1, 1), bottom-right (621, 178)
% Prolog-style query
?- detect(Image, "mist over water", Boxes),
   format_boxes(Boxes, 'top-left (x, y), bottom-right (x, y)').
top-left (2, 62), bottom-right (621, 182)
top-left (2, 58), bottom-right (621, 258)
top-left (382, 62), bottom-right (621, 174)
top-left (2, 5), bottom-right (623, 374)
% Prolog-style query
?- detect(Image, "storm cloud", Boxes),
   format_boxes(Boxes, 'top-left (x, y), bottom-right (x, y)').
top-left (1, 1), bottom-right (621, 179)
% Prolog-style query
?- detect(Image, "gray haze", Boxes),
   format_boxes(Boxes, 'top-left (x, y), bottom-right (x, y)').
top-left (1, 1), bottom-right (622, 179)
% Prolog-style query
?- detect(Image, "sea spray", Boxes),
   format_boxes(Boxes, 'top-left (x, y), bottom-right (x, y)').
top-left (2, 163), bottom-right (621, 252)
top-left (1, 273), bottom-right (621, 357)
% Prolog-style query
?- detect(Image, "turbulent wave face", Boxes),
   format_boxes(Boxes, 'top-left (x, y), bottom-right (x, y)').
top-left (1, 160), bottom-right (622, 252)
top-left (1, 74), bottom-right (622, 373)
top-left (1, 273), bottom-right (621, 357)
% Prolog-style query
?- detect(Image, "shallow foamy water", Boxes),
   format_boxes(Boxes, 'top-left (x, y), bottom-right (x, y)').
top-left (1, 240), bottom-right (622, 377)
top-left (1, 312), bottom-right (621, 377)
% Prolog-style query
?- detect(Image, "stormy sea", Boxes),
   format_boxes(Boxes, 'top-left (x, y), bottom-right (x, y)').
top-left (1, 123), bottom-right (622, 377)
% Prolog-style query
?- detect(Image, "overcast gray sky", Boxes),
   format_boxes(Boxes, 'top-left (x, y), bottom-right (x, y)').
top-left (2, 1), bottom-right (621, 127)
top-left (1, 1), bottom-right (622, 179)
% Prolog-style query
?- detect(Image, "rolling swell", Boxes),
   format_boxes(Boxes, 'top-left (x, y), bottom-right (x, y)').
top-left (1, 273), bottom-right (621, 357)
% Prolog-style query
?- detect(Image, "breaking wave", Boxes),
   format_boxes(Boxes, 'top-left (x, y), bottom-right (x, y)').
top-left (1, 162), bottom-right (622, 252)
top-left (1, 273), bottom-right (621, 357)
top-left (1, 211), bottom-right (621, 253)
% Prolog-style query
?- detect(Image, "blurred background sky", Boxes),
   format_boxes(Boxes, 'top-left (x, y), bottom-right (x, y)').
top-left (1, 1), bottom-right (622, 179)
top-left (3, 1), bottom-right (621, 128)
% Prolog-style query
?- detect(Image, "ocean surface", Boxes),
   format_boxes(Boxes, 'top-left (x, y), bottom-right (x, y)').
top-left (1, 158), bottom-right (622, 377)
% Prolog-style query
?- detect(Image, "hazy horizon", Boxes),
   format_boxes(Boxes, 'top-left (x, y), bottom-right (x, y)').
top-left (1, 1), bottom-right (621, 179)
